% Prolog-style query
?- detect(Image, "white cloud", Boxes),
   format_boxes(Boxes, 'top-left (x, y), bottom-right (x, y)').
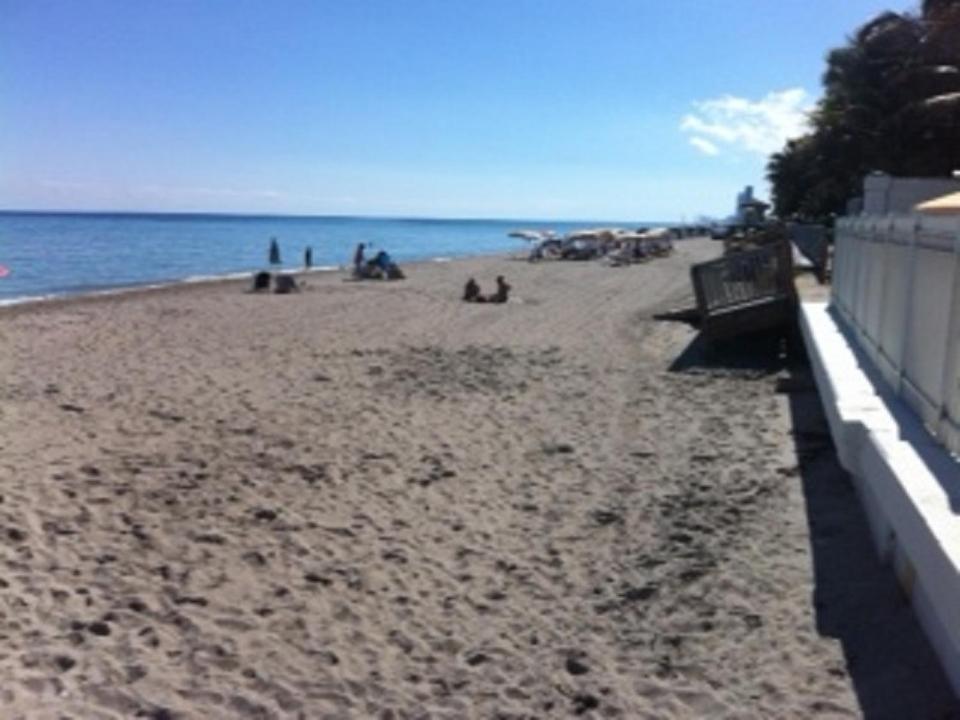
top-left (688, 137), bottom-right (720, 156)
top-left (680, 87), bottom-right (813, 157)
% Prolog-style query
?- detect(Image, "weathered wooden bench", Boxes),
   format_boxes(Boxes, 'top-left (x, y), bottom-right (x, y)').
top-left (691, 241), bottom-right (796, 340)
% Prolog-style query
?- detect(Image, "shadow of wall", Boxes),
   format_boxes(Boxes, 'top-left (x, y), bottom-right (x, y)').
top-left (667, 325), bottom-right (959, 718)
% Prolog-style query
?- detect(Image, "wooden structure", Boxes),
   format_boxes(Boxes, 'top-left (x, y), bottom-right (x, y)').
top-left (833, 213), bottom-right (960, 457)
top-left (691, 240), bottom-right (796, 340)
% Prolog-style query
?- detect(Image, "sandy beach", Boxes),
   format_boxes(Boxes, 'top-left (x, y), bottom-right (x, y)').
top-left (1, 239), bottom-right (956, 719)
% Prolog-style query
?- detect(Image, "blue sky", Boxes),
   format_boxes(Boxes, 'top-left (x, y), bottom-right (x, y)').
top-left (1, 0), bottom-right (915, 220)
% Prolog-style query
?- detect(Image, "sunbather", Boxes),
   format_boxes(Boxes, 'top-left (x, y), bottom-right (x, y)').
top-left (487, 275), bottom-right (511, 304)
top-left (463, 277), bottom-right (481, 302)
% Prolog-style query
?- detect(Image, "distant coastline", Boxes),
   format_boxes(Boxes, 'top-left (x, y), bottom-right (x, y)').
top-left (0, 212), bottom-right (670, 305)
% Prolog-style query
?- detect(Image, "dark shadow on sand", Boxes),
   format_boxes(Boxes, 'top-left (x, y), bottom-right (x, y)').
top-left (668, 329), bottom-right (791, 376)
top-left (652, 306), bottom-right (702, 327)
top-left (789, 359), bottom-right (959, 719)
top-left (668, 326), bottom-right (959, 718)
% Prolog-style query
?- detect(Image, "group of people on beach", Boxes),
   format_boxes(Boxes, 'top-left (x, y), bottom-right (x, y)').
top-left (267, 238), bottom-right (405, 280)
top-left (263, 239), bottom-right (514, 304)
top-left (352, 243), bottom-right (405, 280)
top-left (269, 237), bottom-right (314, 269)
top-left (463, 276), bottom-right (510, 304)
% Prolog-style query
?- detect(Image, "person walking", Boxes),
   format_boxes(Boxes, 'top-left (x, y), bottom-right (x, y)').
top-left (269, 237), bottom-right (281, 265)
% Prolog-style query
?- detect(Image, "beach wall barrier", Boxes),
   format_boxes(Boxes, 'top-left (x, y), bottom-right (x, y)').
top-left (802, 213), bottom-right (960, 696)
top-left (832, 214), bottom-right (960, 458)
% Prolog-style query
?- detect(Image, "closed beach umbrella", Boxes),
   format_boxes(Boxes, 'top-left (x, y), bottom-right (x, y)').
top-left (915, 191), bottom-right (960, 214)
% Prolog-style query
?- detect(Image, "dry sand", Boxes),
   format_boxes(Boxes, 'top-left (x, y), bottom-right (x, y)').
top-left (0, 239), bottom-right (956, 719)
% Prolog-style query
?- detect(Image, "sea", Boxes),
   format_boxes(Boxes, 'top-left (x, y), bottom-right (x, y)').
top-left (0, 212), bottom-right (661, 305)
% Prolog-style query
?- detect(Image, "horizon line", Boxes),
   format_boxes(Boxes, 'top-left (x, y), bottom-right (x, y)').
top-left (0, 208), bottom-right (700, 226)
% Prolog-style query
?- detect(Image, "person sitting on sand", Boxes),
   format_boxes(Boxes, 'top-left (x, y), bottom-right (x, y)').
top-left (251, 270), bottom-right (271, 292)
top-left (273, 274), bottom-right (299, 294)
top-left (362, 259), bottom-right (383, 279)
top-left (374, 250), bottom-right (392, 272)
top-left (487, 275), bottom-right (511, 304)
top-left (463, 277), bottom-right (481, 302)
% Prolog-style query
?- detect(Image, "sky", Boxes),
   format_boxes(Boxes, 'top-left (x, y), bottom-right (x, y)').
top-left (0, 0), bottom-right (917, 221)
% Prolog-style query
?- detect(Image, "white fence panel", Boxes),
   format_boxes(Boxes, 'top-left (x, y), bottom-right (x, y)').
top-left (864, 229), bottom-right (888, 357)
top-left (835, 220), bottom-right (858, 314)
top-left (833, 214), bottom-right (960, 456)
top-left (876, 222), bottom-right (914, 387)
top-left (854, 226), bottom-right (872, 332)
top-left (903, 235), bottom-right (954, 427)
top-left (943, 275), bottom-right (960, 451)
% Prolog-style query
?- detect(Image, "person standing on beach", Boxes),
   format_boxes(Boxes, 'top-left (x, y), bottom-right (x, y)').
top-left (269, 237), bottom-right (281, 265)
top-left (304, 246), bottom-right (313, 269)
top-left (353, 243), bottom-right (366, 276)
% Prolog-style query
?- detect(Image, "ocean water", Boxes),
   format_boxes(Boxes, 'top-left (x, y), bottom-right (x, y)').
top-left (0, 212), bottom-right (654, 304)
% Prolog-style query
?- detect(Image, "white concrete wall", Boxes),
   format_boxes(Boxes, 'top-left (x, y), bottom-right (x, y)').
top-left (833, 215), bottom-right (960, 456)
top-left (800, 302), bottom-right (960, 697)
top-left (862, 174), bottom-right (960, 215)
top-left (819, 213), bottom-right (960, 695)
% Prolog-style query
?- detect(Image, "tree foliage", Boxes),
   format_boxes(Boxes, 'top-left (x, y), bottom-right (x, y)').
top-left (767, 1), bottom-right (960, 219)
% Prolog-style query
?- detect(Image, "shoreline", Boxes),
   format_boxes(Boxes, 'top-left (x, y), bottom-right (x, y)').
top-left (0, 266), bottom-right (340, 313)
top-left (0, 250), bottom-right (514, 315)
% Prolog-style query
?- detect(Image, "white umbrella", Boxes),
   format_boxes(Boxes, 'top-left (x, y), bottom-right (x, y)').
top-left (915, 191), bottom-right (960, 214)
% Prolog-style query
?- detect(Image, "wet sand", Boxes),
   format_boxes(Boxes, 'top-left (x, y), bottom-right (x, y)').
top-left (1, 239), bottom-right (956, 718)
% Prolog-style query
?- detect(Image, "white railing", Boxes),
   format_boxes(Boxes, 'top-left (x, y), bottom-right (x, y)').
top-left (832, 214), bottom-right (960, 457)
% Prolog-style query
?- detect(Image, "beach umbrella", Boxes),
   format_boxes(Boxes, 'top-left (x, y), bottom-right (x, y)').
top-left (641, 227), bottom-right (672, 239)
top-left (915, 191), bottom-right (960, 214)
top-left (567, 228), bottom-right (617, 241)
top-left (509, 230), bottom-right (558, 242)
top-left (509, 230), bottom-right (547, 242)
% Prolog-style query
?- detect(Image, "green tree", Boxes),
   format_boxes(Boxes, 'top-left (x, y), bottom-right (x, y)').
top-left (767, 2), bottom-right (960, 219)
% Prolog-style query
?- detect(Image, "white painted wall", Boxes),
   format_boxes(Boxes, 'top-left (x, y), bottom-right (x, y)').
top-left (800, 302), bottom-right (960, 696)
top-left (862, 174), bottom-right (960, 215)
top-left (833, 214), bottom-right (960, 457)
